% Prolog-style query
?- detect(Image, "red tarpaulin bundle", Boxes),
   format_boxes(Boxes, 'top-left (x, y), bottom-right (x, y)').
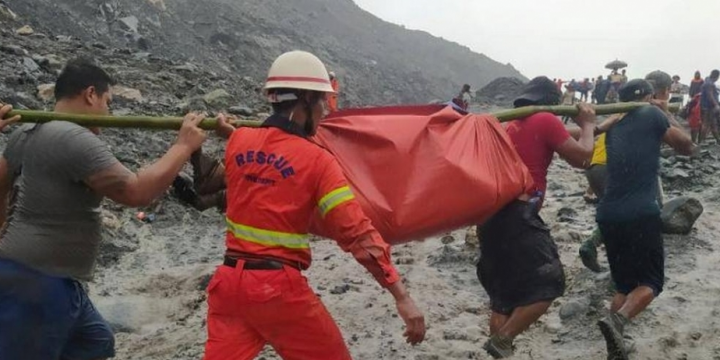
top-left (311, 105), bottom-right (534, 245)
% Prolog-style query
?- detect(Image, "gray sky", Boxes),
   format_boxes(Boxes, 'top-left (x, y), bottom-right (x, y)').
top-left (354, 0), bottom-right (719, 83)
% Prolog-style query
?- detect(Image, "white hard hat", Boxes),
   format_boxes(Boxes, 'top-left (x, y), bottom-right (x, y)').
top-left (329, 71), bottom-right (336, 78)
top-left (264, 51), bottom-right (335, 95)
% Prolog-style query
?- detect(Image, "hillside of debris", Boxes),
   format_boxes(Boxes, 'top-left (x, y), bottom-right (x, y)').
top-left (2, 0), bottom-right (524, 109)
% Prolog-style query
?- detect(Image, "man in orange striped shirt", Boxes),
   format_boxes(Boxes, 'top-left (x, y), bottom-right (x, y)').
top-left (203, 50), bottom-right (425, 360)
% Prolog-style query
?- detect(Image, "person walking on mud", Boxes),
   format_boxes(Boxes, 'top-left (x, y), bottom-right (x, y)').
top-left (476, 76), bottom-right (596, 358)
top-left (594, 75), bottom-right (611, 104)
top-left (0, 58), bottom-right (208, 360)
top-left (203, 51), bottom-right (425, 360)
top-left (595, 77), bottom-right (694, 360)
top-left (453, 83), bottom-right (473, 111)
top-left (699, 69), bottom-right (720, 145)
top-left (689, 71), bottom-right (704, 98)
top-left (579, 71), bottom-right (677, 273)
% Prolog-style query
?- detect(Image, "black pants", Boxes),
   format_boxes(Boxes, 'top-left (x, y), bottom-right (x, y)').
top-left (477, 200), bottom-right (565, 315)
top-left (599, 215), bottom-right (664, 296)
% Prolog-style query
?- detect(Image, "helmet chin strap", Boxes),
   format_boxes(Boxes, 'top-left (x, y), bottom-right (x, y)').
top-left (287, 96), bottom-right (316, 136)
top-left (304, 103), bottom-right (315, 136)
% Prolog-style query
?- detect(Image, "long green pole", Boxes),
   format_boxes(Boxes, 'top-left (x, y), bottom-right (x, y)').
top-left (6, 102), bottom-right (680, 130)
top-left (492, 102), bottom-right (680, 122)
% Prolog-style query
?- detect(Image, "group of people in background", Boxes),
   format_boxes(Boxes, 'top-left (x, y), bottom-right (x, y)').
top-left (680, 70), bottom-right (720, 145)
top-left (554, 69), bottom-right (628, 107)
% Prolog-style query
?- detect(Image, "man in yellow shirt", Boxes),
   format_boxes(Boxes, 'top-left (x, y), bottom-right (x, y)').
top-left (579, 133), bottom-right (608, 272)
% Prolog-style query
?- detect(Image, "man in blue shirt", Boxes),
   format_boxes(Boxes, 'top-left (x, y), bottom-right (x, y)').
top-left (699, 69), bottom-right (720, 144)
top-left (596, 76), bottom-right (694, 360)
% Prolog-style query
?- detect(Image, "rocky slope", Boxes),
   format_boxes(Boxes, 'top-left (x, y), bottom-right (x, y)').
top-left (2, 0), bottom-right (524, 109)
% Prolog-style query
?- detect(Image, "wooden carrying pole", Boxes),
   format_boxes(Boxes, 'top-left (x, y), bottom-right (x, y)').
top-left (7, 102), bottom-right (680, 130)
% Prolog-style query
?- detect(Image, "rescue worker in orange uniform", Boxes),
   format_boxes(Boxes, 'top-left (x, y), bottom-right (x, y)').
top-left (203, 50), bottom-right (426, 360)
top-left (327, 70), bottom-right (340, 112)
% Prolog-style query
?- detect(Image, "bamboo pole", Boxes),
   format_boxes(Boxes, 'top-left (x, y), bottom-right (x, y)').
top-left (6, 110), bottom-right (259, 130)
top-left (491, 102), bottom-right (680, 122)
top-left (6, 102), bottom-right (680, 130)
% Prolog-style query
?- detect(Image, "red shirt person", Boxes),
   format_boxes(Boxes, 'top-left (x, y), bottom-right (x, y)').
top-left (478, 76), bottom-right (595, 358)
top-left (506, 76), bottom-right (596, 201)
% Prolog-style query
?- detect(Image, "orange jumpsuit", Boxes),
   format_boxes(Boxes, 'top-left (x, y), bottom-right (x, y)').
top-left (328, 78), bottom-right (339, 112)
top-left (204, 114), bottom-right (400, 360)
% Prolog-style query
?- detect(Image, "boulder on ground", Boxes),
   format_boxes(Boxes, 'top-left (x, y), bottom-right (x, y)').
top-left (112, 85), bottom-right (143, 102)
top-left (119, 16), bottom-right (139, 33)
top-left (228, 105), bottom-right (253, 116)
top-left (16, 25), bottom-right (34, 36)
top-left (37, 83), bottom-right (55, 102)
top-left (661, 197), bottom-right (703, 234)
top-left (203, 89), bottom-right (232, 108)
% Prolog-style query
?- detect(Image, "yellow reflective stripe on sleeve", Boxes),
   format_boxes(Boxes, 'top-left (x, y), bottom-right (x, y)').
top-left (318, 185), bottom-right (355, 217)
top-left (226, 218), bottom-right (310, 249)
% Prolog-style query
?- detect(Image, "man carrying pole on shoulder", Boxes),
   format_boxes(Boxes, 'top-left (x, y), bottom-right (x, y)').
top-left (203, 50), bottom-right (425, 360)
top-left (0, 58), bottom-right (207, 360)
top-left (477, 76), bottom-right (597, 358)
top-left (595, 74), bottom-right (694, 360)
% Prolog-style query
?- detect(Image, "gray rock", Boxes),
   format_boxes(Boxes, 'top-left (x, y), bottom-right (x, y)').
top-left (552, 230), bottom-right (582, 244)
top-left (112, 85), bottom-right (143, 102)
top-left (0, 4), bottom-right (18, 21)
top-left (559, 300), bottom-right (587, 320)
top-left (442, 329), bottom-right (469, 341)
top-left (329, 284), bottom-right (350, 295)
top-left (228, 105), bottom-right (253, 116)
top-left (22, 57), bottom-right (40, 72)
top-left (15, 25), bottom-right (34, 35)
top-left (0, 44), bottom-right (28, 56)
top-left (173, 63), bottom-right (198, 73)
top-left (665, 169), bottom-right (690, 180)
top-left (675, 155), bottom-right (691, 163)
top-left (661, 148), bottom-right (676, 158)
top-left (31, 54), bottom-right (49, 67)
top-left (44, 54), bottom-right (64, 71)
top-left (36, 83), bottom-right (55, 102)
top-left (440, 235), bottom-right (455, 244)
top-left (119, 16), bottom-right (139, 33)
top-left (557, 207), bottom-right (578, 222)
top-left (185, 96), bottom-right (207, 112)
top-left (91, 42), bottom-right (108, 50)
top-left (203, 89), bottom-right (232, 108)
top-left (55, 35), bottom-right (73, 42)
top-left (661, 197), bottom-right (703, 234)
top-left (547, 180), bottom-right (563, 191)
top-left (464, 227), bottom-right (479, 248)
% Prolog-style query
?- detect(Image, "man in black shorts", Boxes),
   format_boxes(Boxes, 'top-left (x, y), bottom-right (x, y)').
top-left (477, 79), bottom-right (597, 358)
top-left (477, 199), bottom-right (565, 358)
top-left (596, 78), bottom-right (694, 359)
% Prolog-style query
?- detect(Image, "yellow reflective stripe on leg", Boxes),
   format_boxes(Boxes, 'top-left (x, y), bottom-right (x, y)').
top-left (226, 218), bottom-right (310, 249)
top-left (318, 186), bottom-right (355, 217)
